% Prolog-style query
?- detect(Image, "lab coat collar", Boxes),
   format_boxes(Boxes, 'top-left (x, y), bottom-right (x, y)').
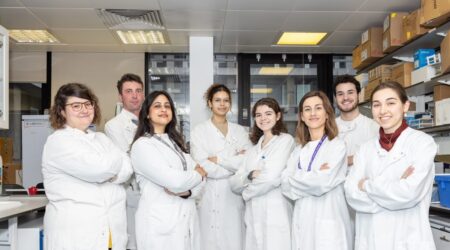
top-left (373, 128), bottom-right (412, 174)
top-left (120, 108), bottom-right (139, 121)
top-left (63, 124), bottom-right (95, 138)
top-left (257, 133), bottom-right (279, 153)
top-left (208, 118), bottom-right (229, 139)
top-left (337, 113), bottom-right (364, 132)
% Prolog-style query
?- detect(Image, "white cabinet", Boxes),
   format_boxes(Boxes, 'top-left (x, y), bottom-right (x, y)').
top-left (0, 25), bottom-right (9, 129)
top-left (431, 226), bottom-right (450, 249)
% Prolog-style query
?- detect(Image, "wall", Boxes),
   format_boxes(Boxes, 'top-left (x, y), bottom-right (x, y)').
top-left (52, 52), bottom-right (145, 130)
top-left (10, 52), bottom-right (46, 83)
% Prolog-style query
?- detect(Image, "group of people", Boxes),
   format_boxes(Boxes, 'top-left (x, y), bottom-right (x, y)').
top-left (41, 73), bottom-right (437, 250)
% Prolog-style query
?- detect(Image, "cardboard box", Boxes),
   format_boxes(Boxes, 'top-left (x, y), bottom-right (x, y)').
top-left (364, 78), bottom-right (383, 100)
top-left (411, 65), bottom-right (438, 85)
top-left (352, 44), bottom-right (362, 69)
top-left (402, 9), bottom-right (429, 43)
top-left (0, 137), bottom-right (13, 164)
top-left (434, 84), bottom-right (450, 101)
top-left (391, 62), bottom-right (414, 87)
top-left (435, 98), bottom-right (450, 126)
top-left (441, 33), bottom-right (450, 73)
top-left (360, 27), bottom-right (384, 64)
top-left (421, 0), bottom-right (450, 27)
top-left (383, 12), bottom-right (408, 52)
top-left (369, 65), bottom-right (392, 81)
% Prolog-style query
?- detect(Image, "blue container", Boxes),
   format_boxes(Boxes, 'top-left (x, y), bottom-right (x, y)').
top-left (414, 49), bottom-right (435, 69)
top-left (435, 175), bottom-right (450, 208)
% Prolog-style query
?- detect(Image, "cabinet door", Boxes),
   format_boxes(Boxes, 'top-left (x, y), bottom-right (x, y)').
top-left (0, 25), bottom-right (8, 129)
top-left (431, 226), bottom-right (450, 250)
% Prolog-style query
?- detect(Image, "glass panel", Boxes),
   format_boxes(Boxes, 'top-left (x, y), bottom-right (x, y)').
top-left (147, 54), bottom-right (190, 139)
top-left (214, 54), bottom-right (238, 123)
top-left (250, 63), bottom-right (318, 135)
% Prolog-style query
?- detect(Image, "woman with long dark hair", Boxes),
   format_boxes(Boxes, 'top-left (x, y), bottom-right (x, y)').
top-left (344, 82), bottom-right (437, 250)
top-left (130, 91), bottom-right (207, 250)
top-left (281, 91), bottom-right (352, 250)
top-left (230, 97), bottom-right (295, 250)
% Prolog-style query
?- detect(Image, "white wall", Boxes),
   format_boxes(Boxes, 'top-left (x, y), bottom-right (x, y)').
top-left (52, 52), bottom-right (145, 130)
top-left (10, 52), bottom-right (46, 83)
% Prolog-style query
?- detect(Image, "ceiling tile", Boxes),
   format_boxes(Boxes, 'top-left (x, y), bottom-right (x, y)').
top-left (160, 0), bottom-right (226, 11)
top-left (167, 30), bottom-right (222, 46)
top-left (321, 31), bottom-right (360, 47)
top-left (221, 30), bottom-right (279, 45)
top-left (224, 11), bottom-right (288, 31)
top-left (227, 0), bottom-right (297, 11)
top-left (359, 0), bottom-right (420, 12)
top-left (163, 10), bottom-right (226, 29)
top-left (51, 29), bottom-right (118, 44)
top-left (338, 12), bottom-right (387, 31)
top-left (0, 8), bottom-right (46, 29)
top-left (293, 0), bottom-right (365, 11)
top-left (30, 8), bottom-right (105, 29)
top-left (282, 11), bottom-right (351, 31)
top-left (0, 0), bottom-right (22, 7)
top-left (19, 0), bottom-right (93, 8)
top-left (148, 45), bottom-right (189, 52)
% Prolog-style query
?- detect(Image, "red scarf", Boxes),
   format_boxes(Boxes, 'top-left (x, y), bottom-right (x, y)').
top-left (379, 120), bottom-right (408, 151)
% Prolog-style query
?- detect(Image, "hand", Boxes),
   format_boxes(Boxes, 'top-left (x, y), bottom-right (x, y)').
top-left (358, 178), bottom-right (368, 192)
top-left (108, 175), bottom-right (118, 182)
top-left (319, 163), bottom-right (330, 171)
top-left (401, 166), bottom-right (415, 179)
top-left (208, 156), bottom-right (218, 164)
top-left (237, 149), bottom-right (246, 155)
top-left (195, 165), bottom-right (207, 178)
top-left (164, 188), bottom-right (190, 197)
top-left (252, 170), bottom-right (261, 179)
top-left (347, 155), bottom-right (354, 166)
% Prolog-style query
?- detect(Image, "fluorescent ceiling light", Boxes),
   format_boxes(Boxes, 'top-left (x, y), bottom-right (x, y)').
top-left (277, 32), bottom-right (327, 45)
top-left (251, 88), bottom-right (273, 94)
top-left (259, 66), bottom-right (293, 75)
top-left (9, 30), bottom-right (60, 43)
top-left (116, 30), bottom-right (165, 44)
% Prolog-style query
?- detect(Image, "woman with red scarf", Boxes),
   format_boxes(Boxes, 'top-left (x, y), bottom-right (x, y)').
top-left (344, 81), bottom-right (437, 250)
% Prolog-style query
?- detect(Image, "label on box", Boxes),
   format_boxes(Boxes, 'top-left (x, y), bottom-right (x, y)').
top-left (383, 15), bottom-right (390, 32)
top-left (435, 99), bottom-right (450, 126)
top-left (383, 37), bottom-right (388, 50)
top-left (361, 30), bottom-right (369, 44)
top-left (361, 49), bottom-right (368, 61)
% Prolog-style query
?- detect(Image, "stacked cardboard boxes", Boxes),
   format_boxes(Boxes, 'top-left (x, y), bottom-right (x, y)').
top-left (402, 9), bottom-right (429, 43)
top-left (383, 12), bottom-right (408, 53)
top-left (391, 62), bottom-right (414, 87)
top-left (441, 33), bottom-right (450, 74)
top-left (364, 64), bottom-right (393, 101)
top-left (353, 27), bottom-right (384, 70)
top-left (420, 0), bottom-right (450, 27)
top-left (434, 85), bottom-right (450, 126)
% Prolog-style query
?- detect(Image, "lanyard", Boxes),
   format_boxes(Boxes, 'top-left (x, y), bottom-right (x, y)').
top-left (298, 135), bottom-right (327, 172)
top-left (149, 133), bottom-right (187, 171)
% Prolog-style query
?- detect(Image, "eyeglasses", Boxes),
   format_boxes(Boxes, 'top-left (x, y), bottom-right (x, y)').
top-left (65, 101), bottom-right (95, 112)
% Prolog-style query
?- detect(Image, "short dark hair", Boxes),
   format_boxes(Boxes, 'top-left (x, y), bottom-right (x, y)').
top-left (117, 73), bottom-right (143, 94)
top-left (371, 81), bottom-right (408, 104)
top-left (132, 91), bottom-right (187, 153)
top-left (50, 83), bottom-right (101, 129)
top-left (296, 91), bottom-right (338, 146)
top-left (204, 84), bottom-right (232, 106)
top-left (333, 74), bottom-right (361, 95)
top-left (249, 98), bottom-right (287, 145)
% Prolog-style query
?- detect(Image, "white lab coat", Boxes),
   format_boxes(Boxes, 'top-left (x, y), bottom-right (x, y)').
top-left (105, 108), bottom-right (140, 249)
top-left (131, 134), bottom-right (204, 250)
top-left (42, 126), bottom-right (133, 250)
top-left (344, 128), bottom-right (437, 250)
top-left (229, 133), bottom-right (295, 250)
top-left (336, 114), bottom-right (379, 158)
top-left (281, 137), bottom-right (352, 250)
top-left (190, 119), bottom-right (252, 250)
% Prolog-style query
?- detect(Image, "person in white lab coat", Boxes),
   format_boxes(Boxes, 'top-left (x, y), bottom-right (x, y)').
top-left (229, 97), bottom-right (295, 250)
top-left (130, 91), bottom-right (207, 250)
top-left (344, 81), bottom-right (437, 250)
top-left (333, 75), bottom-right (378, 167)
top-left (105, 73), bottom-right (144, 250)
top-left (42, 83), bottom-right (133, 250)
top-left (190, 84), bottom-right (252, 250)
top-left (281, 90), bottom-right (352, 250)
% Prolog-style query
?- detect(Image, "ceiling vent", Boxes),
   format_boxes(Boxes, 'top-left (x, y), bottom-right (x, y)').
top-left (97, 9), bottom-right (165, 30)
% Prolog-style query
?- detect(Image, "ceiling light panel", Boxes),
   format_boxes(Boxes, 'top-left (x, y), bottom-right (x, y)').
top-left (277, 32), bottom-right (327, 45)
top-left (116, 30), bottom-right (165, 44)
top-left (9, 30), bottom-right (60, 43)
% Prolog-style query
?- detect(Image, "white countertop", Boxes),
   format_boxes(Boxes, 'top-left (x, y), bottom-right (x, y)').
top-left (0, 195), bottom-right (48, 221)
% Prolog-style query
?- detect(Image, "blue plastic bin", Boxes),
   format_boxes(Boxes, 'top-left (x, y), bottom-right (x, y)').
top-left (435, 175), bottom-right (450, 208)
top-left (414, 49), bottom-right (435, 69)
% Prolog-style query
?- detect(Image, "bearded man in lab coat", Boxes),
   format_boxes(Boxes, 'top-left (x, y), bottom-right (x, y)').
top-left (105, 73), bottom-right (145, 250)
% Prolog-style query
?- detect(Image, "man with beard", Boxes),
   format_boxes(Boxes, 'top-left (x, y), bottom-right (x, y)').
top-left (333, 75), bottom-right (378, 167)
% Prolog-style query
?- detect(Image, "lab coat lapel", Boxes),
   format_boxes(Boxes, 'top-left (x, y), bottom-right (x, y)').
top-left (373, 129), bottom-right (410, 176)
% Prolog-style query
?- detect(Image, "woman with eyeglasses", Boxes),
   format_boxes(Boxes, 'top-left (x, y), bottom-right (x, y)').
top-left (42, 83), bottom-right (133, 250)
top-left (344, 82), bottom-right (437, 250)
top-left (281, 91), bottom-right (352, 250)
top-left (130, 91), bottom-right (207, 250)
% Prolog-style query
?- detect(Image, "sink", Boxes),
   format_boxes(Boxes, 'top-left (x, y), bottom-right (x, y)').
top-left (0, 201), bottom-right (22, 211)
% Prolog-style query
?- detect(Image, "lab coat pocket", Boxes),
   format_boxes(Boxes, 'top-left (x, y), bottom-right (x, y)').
top-left (147, 205), bottom-right (179, 235)
top-left (315, 219), bottom-right (346, 250)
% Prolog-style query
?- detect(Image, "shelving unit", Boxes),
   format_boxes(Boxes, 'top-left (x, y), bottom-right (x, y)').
top-left (431, 203), bottom-right (450, 214)
top-left (419, 124), bottom-right (450, 133)
top-left (406, 72), bottom-right (450, 96)
top-left (357, 20), bottom-right (450, 74)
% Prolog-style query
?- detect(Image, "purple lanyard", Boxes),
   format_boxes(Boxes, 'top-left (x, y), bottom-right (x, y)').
top-left (297, 135), bottom-right (327, 171)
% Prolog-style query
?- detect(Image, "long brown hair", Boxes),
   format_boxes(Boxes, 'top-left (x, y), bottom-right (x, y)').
top-left (296, 91), bottom-right (338, 146)
top-left (249, 97), bottom-right (287, 145)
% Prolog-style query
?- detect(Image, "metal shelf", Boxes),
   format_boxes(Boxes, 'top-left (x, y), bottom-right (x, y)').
top-left (430, 203), bottom-right (450, 214)
top-left (405, 72), bottom-right (450, 96)
top-left (357, 20), bottom-right (450, 74)
top-left (419, 124), bottom-right (450, 133)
